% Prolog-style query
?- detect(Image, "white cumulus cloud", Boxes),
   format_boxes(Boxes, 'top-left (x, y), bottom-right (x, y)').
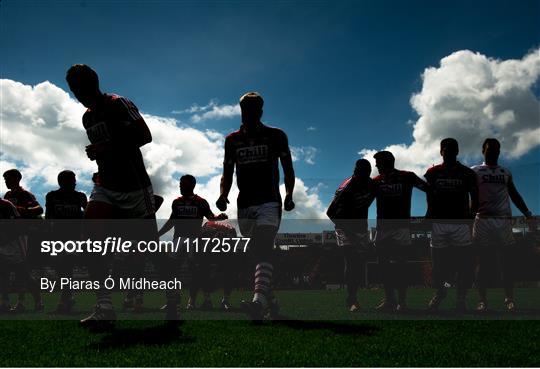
top-left (291, 146), bottom-right (318, 165)
top-left (359, 48), bottom-right (540, 174)
top-left (0, 79), bottom-right (326, 222)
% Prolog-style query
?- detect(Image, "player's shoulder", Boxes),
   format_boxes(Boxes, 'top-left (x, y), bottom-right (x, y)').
top-left (46, 189), bottom-right (60, 199)
top-left (193, 194), bottom-right (209, 205)
top-left (225, 128), bottom-right (243, 142)
top-left (338, 176), bottom-right (353, 191)
top-left (172, 196), bottom-right (183, 204)
top-left (263, 124), bottom-right (288, 139)
top-left (456, 162), bottom-right (476, 175)
top-left (372, 174), bottom-right (384, 183)
top-left (497, 165), bottom-right (512, 176)
top-left (470, 163), bottom-right (487, 172)
top-left (426, 163), bottom-right (443, 174)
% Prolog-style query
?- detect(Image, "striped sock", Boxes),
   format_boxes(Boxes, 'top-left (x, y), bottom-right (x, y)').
top-left (253, 262), bottom-right (273, 307)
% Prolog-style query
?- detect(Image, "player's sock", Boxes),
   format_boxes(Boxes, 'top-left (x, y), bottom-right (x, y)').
top-left (253, 262), bottom-right (273, 307)
top-left (96, 291), bottom-right (113, 310)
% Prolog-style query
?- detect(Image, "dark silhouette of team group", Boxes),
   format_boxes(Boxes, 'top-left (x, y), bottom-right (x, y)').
top-left (0, 64), bottom-right (536, 330)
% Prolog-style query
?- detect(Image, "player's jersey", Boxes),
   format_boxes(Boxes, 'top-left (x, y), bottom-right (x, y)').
top-left (373, 170), bottom-right (427, 224)
top-left (471, 163), bottom-right (512, 217)
top-left (224, 123), bottom-right (291, 208)
top-left (4, 187), bottom-right (41, 219)
top-left (82, 93), bottom-right (151, 192)
top-left (424, 162), bottom-right (477, 221)
top-left (327, 176), bottom-right (375, 231)
top-left (45, 189), bottom-right (87, 219)
top-left (171, 195), bottom-right (213, 239)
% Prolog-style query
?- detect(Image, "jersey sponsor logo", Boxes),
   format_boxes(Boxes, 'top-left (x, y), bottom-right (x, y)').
top-left (54, 204), bottom-right (80, 218)
top-left (481, 174), bottom-right (506, 184)
top-left (174, 205), bottom-right (198, 217)
top-left (378, 183), bottom-right (402, 196)
top-left (236, 145), bottom-right (269, 164)
top-left (435, 178), bottom-right (463, 189)
top-left (86, 121), bottom-right (111, 143)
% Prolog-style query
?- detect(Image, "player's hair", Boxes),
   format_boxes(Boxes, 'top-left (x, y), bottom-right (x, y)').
top-left (482, 138), bottom-right (500, 151)
top-left (440, 137), bottom-right (458, 150)
top-left (66, 64), bottom-right (99, 87)
top-left (3, 168), bottom-right (22, 181)
top-left (355, 158), bottom-right (371, 170)
top-left (58, 170), bottom-right (75, 183)
top-left (373, 151), bottom-right (395, 165)
top-left (239, 92), bottom-right (264, 110)
top-left (180, 174), bottom-right (196, 187)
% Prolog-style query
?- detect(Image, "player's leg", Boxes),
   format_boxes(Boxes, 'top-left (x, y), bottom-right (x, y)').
top-left (473, 218), bottom-right (493, 312)
top-left (0, 261), bottom-right (11, 312)
top-left (240, 203), bottom-right (280, 320)
top-left (80, 200), bottom-right (117, 327)
top-left (342, 241), bottom-right (363, 311)
top-left (375, 235), bottom-right (397, 311)
top-left (53, 254), bottom-right (76, 313)
top-left (452, 224), bottom-right (474, 312)
top-left (428, 223), bottom-right (450, 311)
top-left (498, 221), bottom-right (516, 311)
top-left (11, 261), bottom-right (42, 312)
top-left (394, 228), bottom-right (412, 312)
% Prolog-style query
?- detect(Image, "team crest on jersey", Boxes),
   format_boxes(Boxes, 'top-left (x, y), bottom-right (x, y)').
top-left (86, 121), bottom-right (111, 143)
top-left (174, 205), bottom-right (198, 217)
top-left (236, 145), bottom-right (269, 164)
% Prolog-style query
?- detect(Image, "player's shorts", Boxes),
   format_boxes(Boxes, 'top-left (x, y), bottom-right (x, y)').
top-left (431, 223), bottom-right (472, 248)
top-left (374, 227), bottom-right (411, 246)
top-left (335, 229), bottom-right (372, 251)
top-left (473, 217), bottom-right (515, 247)
top-left (238, 201), bottom-right (281, 237)
top-left (89, 185), bottom-right (155, 218)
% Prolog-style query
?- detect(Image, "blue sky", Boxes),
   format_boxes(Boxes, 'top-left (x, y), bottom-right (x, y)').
top-left (1, 0), bottom-right (539, 218)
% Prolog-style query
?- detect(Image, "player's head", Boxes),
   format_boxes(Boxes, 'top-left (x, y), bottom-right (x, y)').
top-left (57, 170), bottom-right (76, 191)
top-left (3, 169), bottom-right (22, 189)
top-left (440, 138), bottom-right (459, 162)
top-left (66, 64), bottom-right (101, 108)
top-left (239, 92), bottom-right (263, 126)
top-left (353, 159), bottom-right (372, 179)
top-left (180, 174), bottom-right (196, 196)
top-left (91, 172), bottom-right (100, 186)
top-left (374, 151), bottom-right (395, 174)
top-left (482, 138), bottom-right (500, 163)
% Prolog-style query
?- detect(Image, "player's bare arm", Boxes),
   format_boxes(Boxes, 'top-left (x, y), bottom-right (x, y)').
top-left (280, 138), bottom-right (295, 212)
top-left (217, 161), bottom-right (234, 211)
top-left (508, 179), bottom-right (535, 231)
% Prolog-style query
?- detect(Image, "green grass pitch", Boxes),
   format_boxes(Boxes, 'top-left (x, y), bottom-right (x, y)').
top-left (0, 288), bottom-right (538, 366)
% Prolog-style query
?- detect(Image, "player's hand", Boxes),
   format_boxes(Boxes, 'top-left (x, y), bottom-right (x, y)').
top-left (526, 215), bottom-right (537, 233)
top-left (284, 194), bottom-right (295, 211)
top-left (216, 196), bottom-right (229, 211)
top-left (216, 212), bottom-right (228, 220)
top-left (85, 143), bottom-right (109, 161)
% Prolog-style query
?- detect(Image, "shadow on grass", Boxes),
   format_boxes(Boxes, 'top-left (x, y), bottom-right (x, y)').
top-left (88, 323), bottom-right (195, 349)
top-left (273, 318), bottom-right (381, 336)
